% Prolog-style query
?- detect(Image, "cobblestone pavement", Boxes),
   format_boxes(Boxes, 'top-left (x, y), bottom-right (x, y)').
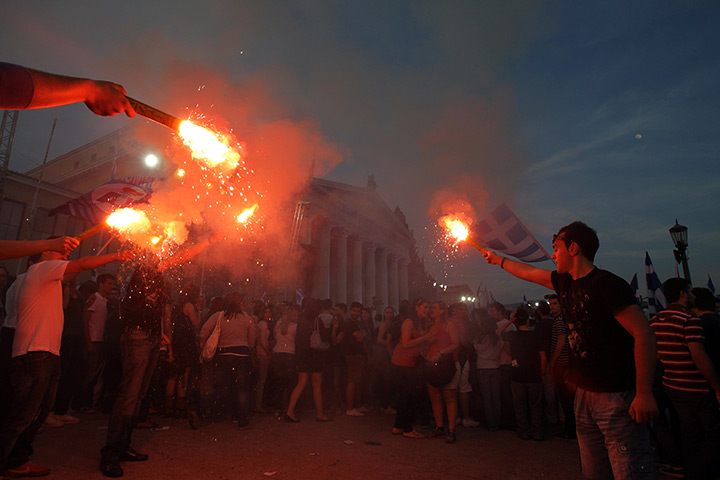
top-left (32, 409), bottom-right (582, 480)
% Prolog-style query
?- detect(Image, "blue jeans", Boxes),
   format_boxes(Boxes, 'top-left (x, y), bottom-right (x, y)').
top-left (511, 381), bottom-right (542, 436)
top-left (574, 387), bottom-right (656, 479)
top-left (476, 368), bottom-right (502, 429)
top-left (665, 387), bottom-right (720, 479)
top-left (101, 329), bottom-right (160, 462)
top-left (0, 351), bottom-right (60, 470)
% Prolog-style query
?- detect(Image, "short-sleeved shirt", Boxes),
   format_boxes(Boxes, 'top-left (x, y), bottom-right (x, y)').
top-left (200, 311), bottom-right (253, 349)
top-left (0, 62), bottom-right (34, 109)
top-left (86, 292), bottom-right (108, 342)
top-left (699, 312), bottom-right (720, 373)
top-left (549, 314), bottom-right (570, 367)
top-left (13, 260), bottom-right (68, 358)
top-left (342, 317), bottom-right (364, 355)
top-left (650, 304), bottom-right (710, 394)
top-left (551, 268), bottom-right (637, 392)
top-left (503, 330), bottom-right (543, 383)
top-left (121, 266), bottom-right (167, 333)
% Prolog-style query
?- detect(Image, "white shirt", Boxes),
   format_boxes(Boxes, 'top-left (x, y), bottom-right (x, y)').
top-left (13, 260), bottom-right (68, 358)
top-left (86, 292), bottom-right (108, 342)
top-left (2, 273), bottom-right (25, 329)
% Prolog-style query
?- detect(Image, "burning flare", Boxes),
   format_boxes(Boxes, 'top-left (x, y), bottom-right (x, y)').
top-left (236, 204), bottom-right (258, 223)
top-left (106, 208), bottom-right (150, 231)
top-left (178, 121), bottom-right (240, 168)
top-left (440, 214), bottom-right (471, 243)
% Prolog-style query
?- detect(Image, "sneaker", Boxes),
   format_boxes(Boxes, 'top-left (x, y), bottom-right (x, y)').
top-left (358, 406), bottom-right (371, 413)
top-left (4, 461), bottom-right (51, 477)
top-left (44, 413), bottom-right (64, 428)
top-left (428, 427), bottom-right (445, 439)
top-left (381, 406), bottom-right (397, 415)
top-left (445, 429), bottom-right (456, 444)
top-left (402, 430), bottom-right (426, 439)
top-left (658, 466), bottom-right (686, 478)
top-left (462, 418), bottom-right (480, 428)
top-left (55, 413), bottom-right (80, 424)
top-left (345, 409), bottom-right (364, 417)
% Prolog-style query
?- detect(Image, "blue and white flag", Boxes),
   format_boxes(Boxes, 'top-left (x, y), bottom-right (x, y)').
top-left (708, 275), bottom-right (716, 295)
top-left (629, 273), bottom-right (642, 306)
top-left (645, 252), bottom-right (666, 315)
top-left (295, 287), bottom-right (307, 307)
top-left (471, 204), bottom-right (551, 263)
top-left (50, 176), bottom-right (155, 224)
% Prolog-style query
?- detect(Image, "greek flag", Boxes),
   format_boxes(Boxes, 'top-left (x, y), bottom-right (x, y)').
top-left (645, 252), bottom-right (666, 315)
top-left (471, 204), bottom-right (551, 263)
top-left (49, 176), bottom-right (155, 224)
top-left (629, 273), bottom-right (642, 306)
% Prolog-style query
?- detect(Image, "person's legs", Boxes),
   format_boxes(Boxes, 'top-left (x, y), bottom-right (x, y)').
top-left (234, 357), bottom-right (252, 427)
top-left (254, 355), bottom-right (269, 411)
top-left (0, 352), bottom-right (60, 471)
top-left (511, 382), bottom-right (529, 437)
top-left (574, 387), bottom-right (613, 479)
top-left (443, 388), bottom-right (458, 429)
top-left (310, 372), bottom-right (324, 418)
top-left (528, 382), bottom-right (543, 438)
top-left (287, 372), bottom-right (309, 418)
top-left (582, 389), bottom-right (656, 480)
top-left (427, 384), bottom-right (445, 429)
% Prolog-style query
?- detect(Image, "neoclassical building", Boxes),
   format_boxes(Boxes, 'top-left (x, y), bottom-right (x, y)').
top-left (298, 177), bottom-right (413, 311)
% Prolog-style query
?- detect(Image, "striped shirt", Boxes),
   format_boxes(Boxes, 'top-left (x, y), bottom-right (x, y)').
top-left (550, 314), bottom-right (569, 366)
top-left (650, 303), bottom-right (709, 394)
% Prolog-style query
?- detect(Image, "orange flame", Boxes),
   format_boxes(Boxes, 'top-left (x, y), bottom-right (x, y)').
top-left (439, 214), bottom-right (472, 242)
top-left (106, 208), bottom-right (150, 231)
top-left (236, 204), bottom-right (258, 223)
top-left (178, 121), bottom-right (240, 168)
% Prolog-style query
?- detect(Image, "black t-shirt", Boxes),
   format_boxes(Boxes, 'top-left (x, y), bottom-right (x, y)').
top-left (121, 265), bottom-right (167, 333)
top-left (551, 268), bottom-right (637, 392)
top-left (534, 316), bottom-right (553, 355)
top-left (342, 317), bottom-right (364, 355)
top-left (503, 330), bottom-right (543, 383)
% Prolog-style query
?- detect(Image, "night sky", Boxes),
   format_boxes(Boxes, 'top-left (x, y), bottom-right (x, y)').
top-left (2, 1), bottom-right (718, 303)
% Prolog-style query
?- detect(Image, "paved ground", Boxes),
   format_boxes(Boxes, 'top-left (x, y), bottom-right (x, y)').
top-left (32, 409), bottom-right (583, 480)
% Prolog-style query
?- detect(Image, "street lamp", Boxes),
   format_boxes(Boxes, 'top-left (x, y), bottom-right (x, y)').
top-left (669, 219), bottom-right (691, 283)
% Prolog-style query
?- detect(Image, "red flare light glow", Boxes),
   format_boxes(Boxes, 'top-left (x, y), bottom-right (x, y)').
top-left (237, 204), bottom-right (258, 223)
top-left (438, 214), bottom-right (488, 254)
top-left (178, 120), bottom-right (241, 168)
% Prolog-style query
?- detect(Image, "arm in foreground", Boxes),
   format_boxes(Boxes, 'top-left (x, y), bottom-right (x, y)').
top-left (482, 250), bottom-right (553, 290)
top-left (615, 304), bottom-right (658, 423)
top-left (0, 237), bottom-right (79, 261)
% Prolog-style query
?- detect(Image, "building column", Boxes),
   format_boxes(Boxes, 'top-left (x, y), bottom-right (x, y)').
top-left (349, 237), bottom-right (363, 304)
top-left (398, 257), bottom-right (409, 304)
top-left (388, 254), bottom-right (399, 310)
top-left (311, 219), bottom-right (331, 300)
top-left (375, 248), bottom-right (388, 310)
top-left (331, 229), bottom-right (348, 304)
top-left (363, 244), bottom-right (376, 307)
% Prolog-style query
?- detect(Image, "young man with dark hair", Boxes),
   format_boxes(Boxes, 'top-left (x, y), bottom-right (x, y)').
top-left (692, 287), bottom-right (720, 372)
top-left (338, 302), bottom-right (367, 416)
top-left (650, 279), bottom-right (720, 479)
top-left (548, 294), bottom-right (575, 440)
top-left (483, 221), bottom-right (657, 478)
top-left (0, 245), bottom-right (133, 478)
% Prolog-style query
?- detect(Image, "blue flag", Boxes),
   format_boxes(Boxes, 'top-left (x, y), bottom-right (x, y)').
top-left (629, 273), bottom-right (642, 305)
top-left (708, 275), bottom-right (716, 295)
top-left (472, 204), bottom-right (551, 263)
top-left (645, 252), bottom-right (666, 314)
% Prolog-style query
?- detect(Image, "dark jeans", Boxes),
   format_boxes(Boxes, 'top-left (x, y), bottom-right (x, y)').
top-left (665, 387), bottom-right (720, 479)
top-left (54, 334), bottom-right (85, 415)
top-left (553, 364), bottom-right (576, 437)
top-left (101, 329), bottom-right (160, 463)
top-left (574, 387), bottom-right (656, 479)
top-left (476, 368), bottom-right (502, 429)
top-left (0, 327), bottom-right (15, 423)
top-left (392, 364), bottom-right (424, 433)
top-left (214, 355), bottom-right (253, 425)
top-left (511, 381), bottom-right (542, 436)
top-left (499, 364), bottom-right (516, 428)
top-left (0, 351), bottom-right (61, 471)
top-left (267, 353), bottom-right (297, 411)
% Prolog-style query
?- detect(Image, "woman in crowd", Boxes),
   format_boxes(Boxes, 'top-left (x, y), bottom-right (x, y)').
top-left (375, 307), bottom-right (397, 414)
top-left (253, 305), bottom-right (273, 413)
top-left (390, 298), bottom-right (436, 439)
top-left (426, 300), bottom-right (460, 443)
top-left (267, 304), bottom-right (298, 416)
top-left (164, 286), bottom-right (199, 418)
top-left (285, 298), bottom-right (331, 422)
top-left (472, 308), bottom-right (504, 430)
top-left (198, 291), bottom-right (255, 429)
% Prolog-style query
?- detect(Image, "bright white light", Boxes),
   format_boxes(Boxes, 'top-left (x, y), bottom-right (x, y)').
top-left (461, 296), bottom-right (466, 301)
top-left (145, 154), bottom-right (159, 167)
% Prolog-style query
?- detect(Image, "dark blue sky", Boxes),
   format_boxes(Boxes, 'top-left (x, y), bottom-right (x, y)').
top-left (2, 1), bottom-right (718, 302)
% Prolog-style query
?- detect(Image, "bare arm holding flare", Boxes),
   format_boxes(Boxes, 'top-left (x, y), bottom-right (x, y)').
top-left (482, 250), bottom-right (554, 290)
top-left (157, 232), bottom-right (224, 273)
top-left (0, 237), bottom-right (79, 261)
top-left (25, 67), bottom-right (136, 117)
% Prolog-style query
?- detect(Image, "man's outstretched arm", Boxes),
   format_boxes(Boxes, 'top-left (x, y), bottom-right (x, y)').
top-left (483, 250), bottom-right (554, 289)
top-left (0, 237), bottom-right (79, 261)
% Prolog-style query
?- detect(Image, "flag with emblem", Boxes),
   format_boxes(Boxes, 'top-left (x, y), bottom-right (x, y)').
top-left (471, 204), bottom-right (551, 263)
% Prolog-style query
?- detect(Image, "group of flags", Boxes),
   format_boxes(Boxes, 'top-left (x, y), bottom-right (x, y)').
top-left (630, 252), bottom-right (716, 315)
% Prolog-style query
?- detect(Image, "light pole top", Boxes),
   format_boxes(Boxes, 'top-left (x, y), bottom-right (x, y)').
top-left (669, 219), bottom-right (688, 248)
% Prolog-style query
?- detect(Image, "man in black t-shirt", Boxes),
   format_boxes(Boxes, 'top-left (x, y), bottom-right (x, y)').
top-left (337, 302), bottom-right (366, 416)
top-left (482, 221), bottom-right (657, 479)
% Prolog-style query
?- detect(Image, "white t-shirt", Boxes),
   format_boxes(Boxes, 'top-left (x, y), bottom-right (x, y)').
top-left (13, 260), bottom-right (68, 358)
top-left (86, 292), bottom-right (108, 342)
top-left (2, 273), bottom-right (25, 329)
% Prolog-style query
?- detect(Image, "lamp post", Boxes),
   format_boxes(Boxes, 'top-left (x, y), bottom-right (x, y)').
top-left (669, 219), bottom-right (691, 284)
